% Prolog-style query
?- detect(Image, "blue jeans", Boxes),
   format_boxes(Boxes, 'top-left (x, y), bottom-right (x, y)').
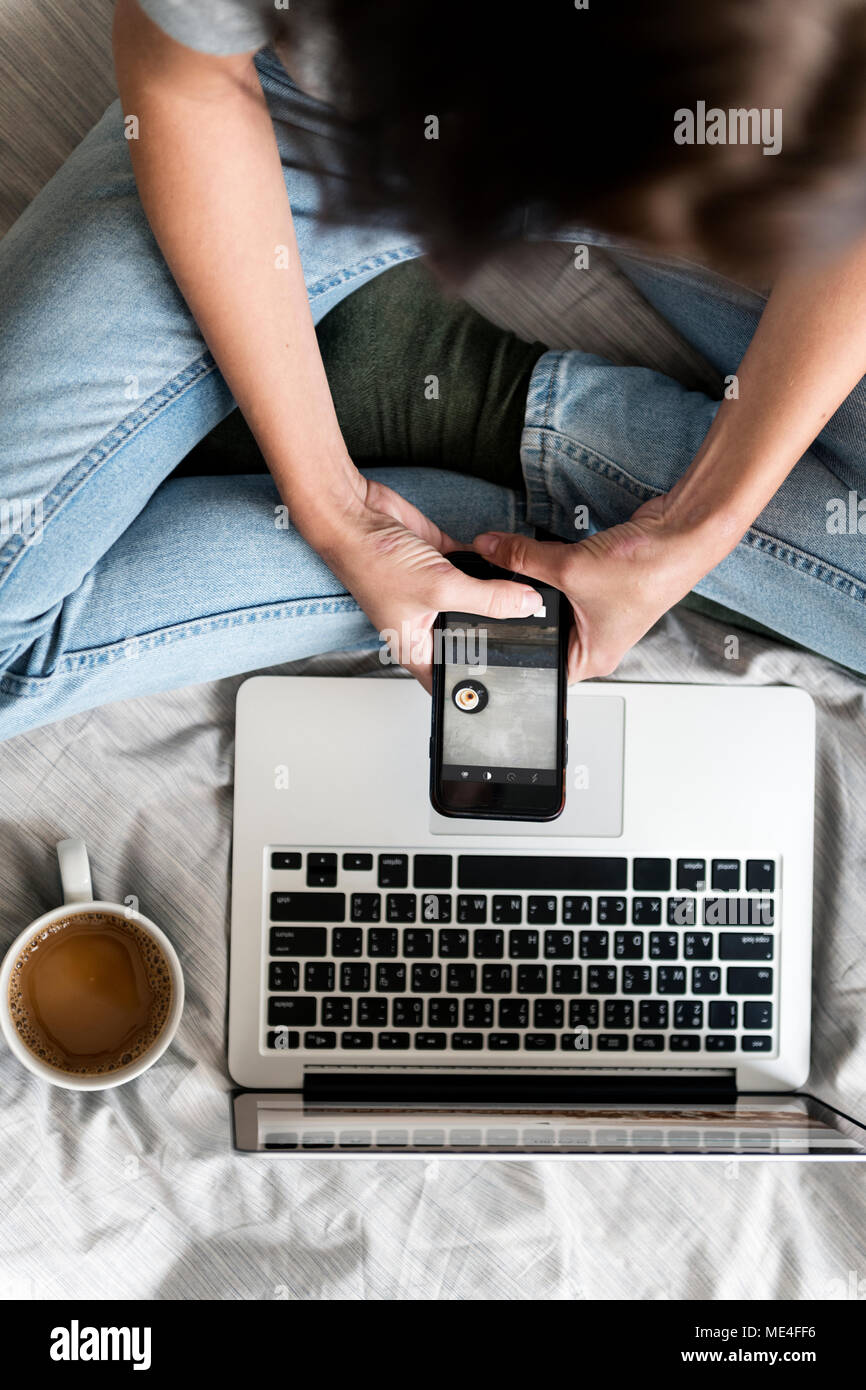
top-left (1, 49), bottom-right (864, 742)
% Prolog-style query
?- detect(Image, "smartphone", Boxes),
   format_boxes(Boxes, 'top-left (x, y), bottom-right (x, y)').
top-left (429, 551), bottom-right (570, 821)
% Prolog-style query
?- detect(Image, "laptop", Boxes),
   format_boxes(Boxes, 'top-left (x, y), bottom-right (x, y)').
top-left (228, 675), bottom-right (866, 1158)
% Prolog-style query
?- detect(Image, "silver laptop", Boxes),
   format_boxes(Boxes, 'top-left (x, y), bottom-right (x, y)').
top-left (228, 675), bottom-right (866, 1158)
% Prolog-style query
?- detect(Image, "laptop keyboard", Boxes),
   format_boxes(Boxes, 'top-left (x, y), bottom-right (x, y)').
top-left (263, 851), bottom-right (778, 1060)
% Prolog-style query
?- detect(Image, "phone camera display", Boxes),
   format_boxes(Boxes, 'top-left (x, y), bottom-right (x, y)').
top-left (452, 679), bottom-right (488, 714)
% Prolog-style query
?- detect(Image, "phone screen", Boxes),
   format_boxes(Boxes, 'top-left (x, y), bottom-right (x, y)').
top-left (432, 577), bottom-right (566, 819)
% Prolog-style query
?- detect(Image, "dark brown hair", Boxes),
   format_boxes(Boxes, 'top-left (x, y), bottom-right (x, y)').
top-left (275, 0), bottom-right (866, 280)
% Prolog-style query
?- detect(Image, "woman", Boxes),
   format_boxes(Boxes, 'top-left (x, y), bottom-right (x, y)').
top-left (1, 0), bottom-right (865, 740)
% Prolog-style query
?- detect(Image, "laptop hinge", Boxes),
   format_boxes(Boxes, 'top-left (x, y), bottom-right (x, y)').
top-left (303, 1071), bottom-right (737, 1106)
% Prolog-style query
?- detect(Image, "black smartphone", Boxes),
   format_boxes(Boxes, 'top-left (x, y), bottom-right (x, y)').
top-left (429, 551), bottom-right (570, 821)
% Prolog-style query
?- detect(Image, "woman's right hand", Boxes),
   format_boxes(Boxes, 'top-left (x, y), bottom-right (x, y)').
top-left (298, 475), bottom-right (545, 691)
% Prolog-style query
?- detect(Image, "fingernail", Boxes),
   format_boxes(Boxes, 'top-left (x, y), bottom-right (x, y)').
top-left (520, 588), bottom-right (543, 614)
top-left (474, 533), bottom-right (499, 555)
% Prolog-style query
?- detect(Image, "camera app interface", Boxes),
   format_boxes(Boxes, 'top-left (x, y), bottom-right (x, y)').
top-left (440, 585), bottom-right (561, 787)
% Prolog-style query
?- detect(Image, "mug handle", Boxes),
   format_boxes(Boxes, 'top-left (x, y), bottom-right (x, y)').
top-left (57, 838), bottom-right (94, 905)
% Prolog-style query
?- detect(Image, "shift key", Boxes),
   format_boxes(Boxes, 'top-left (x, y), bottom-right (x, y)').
top-left (270, 892), bottom-right (345, 922)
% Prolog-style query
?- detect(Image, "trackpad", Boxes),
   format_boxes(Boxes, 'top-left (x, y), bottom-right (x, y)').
top-left (429, 695), bottom-right (624, 837)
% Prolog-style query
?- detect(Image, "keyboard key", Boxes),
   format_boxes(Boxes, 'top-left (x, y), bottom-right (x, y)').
top-left (579, 931), bottom-right (609, 960)
top-left (307, 853), bottom-right (337, 888)
top-left (403, 928), bottom-right (434, 957)
top-left (631, 898), bottom-right (661, 926)
top-left (393, 998), bottom-right (422, 1026)
top-left (378, 1032), bottom-right (410, 1049)
top-left (597, 897), bottom-right (627, 925)
top-left (691, 967), bottom-right (721, 994)
top-left (304, 1031), bottom-right (336, 1049)
top-left (412, 963), bottom-right (442, 992)
top-left (742, 1035), bottom-right (772, 1051)
top-left (509, 930), bottom-right (539, 959)
top-left (719, 933), bottom-right (774, 960)
top-left (673, 1001), bottom-right (703, 1029)
top-left (544, 931), bottom-right (574, 958)
top-left (342, 852), bottom-right (373, 872)
top-left (684, 932), bottom-right (712, 960)
top-left (525, 1033), bottom-right (557, 1050)
top-left (333, 927), bottom-right (363, 957)
top-left (587, 966), bottom-right (617, 993)
top-left (493, 895), bottom-right (522, 924)
top-left (650, 932), bottom-right (678, 960)
top-left (706, 1035), bottom-right (736, 1052)
top-left (429, 999), bottom-right (458, 1027)
top-left (653, 939), bottom-right (681, 961)
top-left (704, 899), bottom-right (774, 927)
top-left (615, 932), bottom-right (644, 959)
top-left (458, 895), bottom-right (488, 924)
top-left (667, 897), bottom-right (696, 927)
top-left (451, 1032), bottom-right (483, 1050)
top-left (634, 1034), bottom-right (664, 1051)
top-left (268, 961), bottom-right (299, 991)
top-left (271, 891), bottom-right (344, 922)
top-left (439, 928), bottom-right (469, 957)
top-left (271, 851), bottom-right (302, 871)
top-left (562, 896), bottom-right (592, 925)
top-left (368, 928), bottom-right (398, 957)
top-left (458, 855), bottom-right (626, 891)
top-left (709, 1001), bottom-right (737, 1029)
top-left (639, 1001), bottom-right (668, 1029)
top-left (415, 1032), bottom-right (447, 1050)
top-left (474, 929), bottom-right (504, 958)
top-left (499, 1000), bottom-right (528, 1028)
top-left (268, 998), bottom-right (316, 1026)
top-left (561, 1032), bottom-right (593, 1051)
top-left (267, 1029), bottom-right (299, 1049)
top-left (633, 858), bottom-right (671, 891)
top-left (378, 854), bottom-right (409, 888)
top-left (622, 966), bottom-right (652, 994)
top-left (488, 1033), bottom-right (520, 1050)
top-left (670, 1034), bottom-right (700, 1051)
top-left (528, 896), bottom-right (557, 925)
top-left (350, 893), bottom-right (380, 923)
top-left (358, 998), bottom-right (387, 1025)
top-left (569, 1000), bottom-right (599, 1029)
top-left (711, 859), bottom-right (740, 891)
top-left (341, 1032), bottom-right (373, 1049)
top-left (413, 854), bottom-right (452, 888)
top-left (376, 963), bottom-right (406, 992)
top-left (599, 1034), bottom-right (628, 1050)
top-left (604, 1000), bottom-right (633, 1029)
top-left (552, 965), bottom-right (583, 994)
top-left (447, 963), bottom-right (477, 992)
top-left (744, 1001), bottom-right (773, 1029)
top-left (533, 999), bottom-right (564, 1028)
top-left (746, 859), bottom-right (775, 892)
top-left (677, 859), bottom-right (706, 891)
top-left (727, 967), bottom-right (773, 995)
top-left (386, 893), bottom-right (416, 923)
top-left (657, 966), bottom-right (686, 994)
top-left (482, 964), bottom-right (512, 993)
top-left (269, 926), bottom-right (327, 956)
top-left (518, 965), bottom-right (548, 993)
top-left (418, 893), bottom-right (451, 924)
top-left (464, 998), bottom-right (493, 1028)
top-left (304, 962), bottom-right (335, 992)
top-left (340, 963), bottom-right (370, 992)
top-left (322, 998), bottom-right (351, 1026)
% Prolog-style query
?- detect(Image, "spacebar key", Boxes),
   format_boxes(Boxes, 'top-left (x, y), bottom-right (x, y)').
top-left (270, 892), bottom-right (345, 922)
top-left (457, 856), bottom-right (627, 891)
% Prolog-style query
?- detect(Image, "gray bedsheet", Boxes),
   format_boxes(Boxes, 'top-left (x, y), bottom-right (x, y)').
top-left (2, 0), bottom-right (866, 1303)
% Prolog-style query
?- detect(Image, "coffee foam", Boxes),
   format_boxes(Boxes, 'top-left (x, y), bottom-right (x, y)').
top-left (7, 910), bottom-right (173, 1077)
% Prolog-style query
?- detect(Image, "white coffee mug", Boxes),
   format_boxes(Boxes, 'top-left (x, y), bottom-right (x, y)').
top-left (0, 839), bottom-right (184, 1090)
